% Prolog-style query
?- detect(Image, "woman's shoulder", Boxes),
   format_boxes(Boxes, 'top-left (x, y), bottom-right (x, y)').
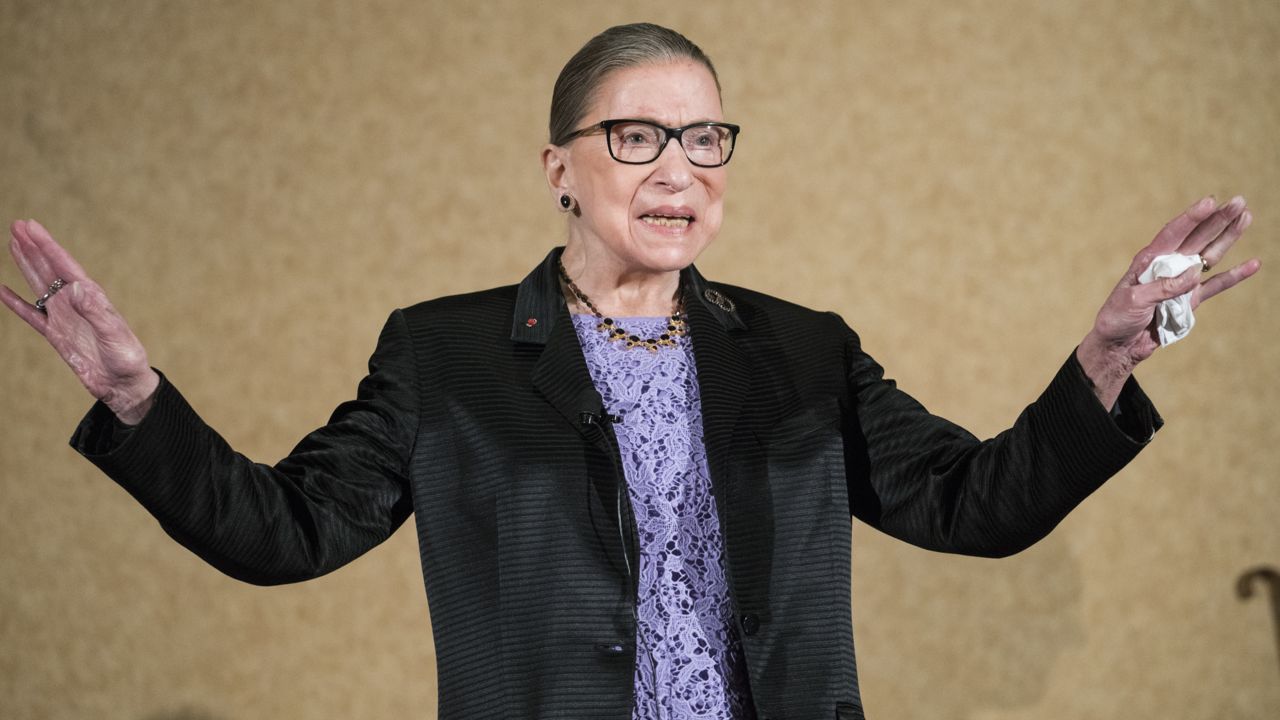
top-left (704, 281), bottom-right (852, 333)
top-left (398, 283), bottom-right (519, 322)
top-left (375, 284), bottom-right (523, 357)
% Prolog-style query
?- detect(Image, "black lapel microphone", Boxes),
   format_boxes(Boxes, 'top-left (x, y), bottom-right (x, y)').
top-left (578, 409), bottom-right (623, 427)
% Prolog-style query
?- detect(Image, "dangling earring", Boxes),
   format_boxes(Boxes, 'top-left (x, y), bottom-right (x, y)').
top-left (559, 194), bottom-right (576, 212)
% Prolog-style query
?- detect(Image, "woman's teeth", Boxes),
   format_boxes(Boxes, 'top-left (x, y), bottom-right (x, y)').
top-left (640, 215), bottom-right (691, 228)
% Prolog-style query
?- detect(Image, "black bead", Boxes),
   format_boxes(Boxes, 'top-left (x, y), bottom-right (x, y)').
top-left (559, 194), bottom-right (571, 209)
top-left (602, 318), bottom-right (613, 326)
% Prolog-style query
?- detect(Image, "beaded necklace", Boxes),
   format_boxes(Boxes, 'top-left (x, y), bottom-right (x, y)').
top-left (557, 257), bottom-right (687, 352)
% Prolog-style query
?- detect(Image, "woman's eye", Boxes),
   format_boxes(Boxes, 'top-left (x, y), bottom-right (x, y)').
top-left (687, 131), bottom-right (717, 148)
top-left (615, 125), bottom-right (659, 146)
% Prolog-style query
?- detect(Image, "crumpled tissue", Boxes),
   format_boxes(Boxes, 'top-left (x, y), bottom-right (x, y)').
top-left (1138, 253), bottom-right (1202, 346)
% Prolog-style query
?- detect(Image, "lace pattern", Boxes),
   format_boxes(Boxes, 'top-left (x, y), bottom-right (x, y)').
top-left (573, 315), bottom-right (755, 720)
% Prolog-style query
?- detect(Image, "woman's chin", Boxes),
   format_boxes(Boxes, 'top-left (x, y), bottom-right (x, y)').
top-left (629, 222), bottom-right (713, 270)
top-left (636, 243), bottom-right (708, 273)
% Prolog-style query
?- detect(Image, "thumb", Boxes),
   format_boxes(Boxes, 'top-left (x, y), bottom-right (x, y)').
top-left (1137, 265), bottom-right (1201, 306)
top-left (1156, 265), bottom-right (1202, 300)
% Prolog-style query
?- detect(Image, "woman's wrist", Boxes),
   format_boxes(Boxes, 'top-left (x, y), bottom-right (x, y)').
top-left (1075, 332), bottom-right (1138, 410)
top-left (105, 369), bottom-right (161, 426)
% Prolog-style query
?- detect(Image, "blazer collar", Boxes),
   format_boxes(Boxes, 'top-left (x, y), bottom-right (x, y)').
top-left (509, 246), bottom-right (746, 345)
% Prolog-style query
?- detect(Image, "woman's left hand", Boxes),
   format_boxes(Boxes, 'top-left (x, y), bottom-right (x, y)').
top-left (1076, 195), bottom-right (1260, 408)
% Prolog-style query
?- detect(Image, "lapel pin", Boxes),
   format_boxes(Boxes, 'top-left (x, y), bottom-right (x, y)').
top-left (703, 288), bottom-right (736, 313)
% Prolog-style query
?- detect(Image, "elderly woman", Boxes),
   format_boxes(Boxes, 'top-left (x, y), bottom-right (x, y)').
top-left (0, 22), bottom-right (1258, 720)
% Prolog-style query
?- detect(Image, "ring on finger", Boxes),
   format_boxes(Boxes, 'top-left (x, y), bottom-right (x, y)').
top-left (34, 277), bottom-right (67, 314)
top-left (1200, 256), bottom-right (1212, 273)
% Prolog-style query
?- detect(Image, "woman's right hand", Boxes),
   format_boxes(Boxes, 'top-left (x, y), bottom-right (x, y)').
top-left (1, 220), bottom-right (159, 425)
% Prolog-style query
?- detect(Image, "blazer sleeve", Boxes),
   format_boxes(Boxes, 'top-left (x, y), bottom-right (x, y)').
top-left (68, 309), bottom-right (418, 585)
top-left (840, 320), bottom-right (1162, 558)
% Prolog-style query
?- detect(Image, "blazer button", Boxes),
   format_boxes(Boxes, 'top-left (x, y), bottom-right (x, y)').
top-left (740, 613), bottom-right (760, 636)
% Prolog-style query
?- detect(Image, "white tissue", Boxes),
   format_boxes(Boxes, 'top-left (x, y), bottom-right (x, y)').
top-left (1138, 253), bottom-right (1201, 346)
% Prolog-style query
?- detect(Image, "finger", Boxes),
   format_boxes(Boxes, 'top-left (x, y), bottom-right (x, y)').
top-left (1178, 196), bottom-right (1246, 256)
top-left (1195, 257), bottom-right (1261, 306)
top-left (23, 219), bottom-right (91, 283)
top-left (1200, 209), bottom-right (1252, 271)
top-left (12, 222), bottom-right (60, 295)
top-left (1122, 196), bottom-right (1218, 282)
top-left (9, 222), bottom-right (50, 296)
top-left (0, 283), bottom-right (50, 335)
top-left (1129, 265), bottom-right (1202, 307)
top-left (1148, 196), bottom-right (1218, 256)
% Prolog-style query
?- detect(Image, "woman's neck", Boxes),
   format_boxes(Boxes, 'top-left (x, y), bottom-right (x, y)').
top-left (559, 244), bottom-right (681, 317)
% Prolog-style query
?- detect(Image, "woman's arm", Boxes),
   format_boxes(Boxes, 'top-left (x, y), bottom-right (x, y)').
top-left (843, 196), bottom-right (1258, 557)
top-left (3, 221), bottom-right (417, 584)
top-left (844, 334), bottom-right (1154, 558)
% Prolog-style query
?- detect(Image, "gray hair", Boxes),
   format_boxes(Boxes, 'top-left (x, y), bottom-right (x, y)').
top-left (549, 23), bottom-right (721, 146)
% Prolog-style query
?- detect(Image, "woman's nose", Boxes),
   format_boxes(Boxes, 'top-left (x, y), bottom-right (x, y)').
top-left (649, 140), bottom-right (694, 192)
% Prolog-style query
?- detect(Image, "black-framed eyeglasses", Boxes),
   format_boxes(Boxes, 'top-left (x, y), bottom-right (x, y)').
top-left (562, 119), bottom-right (741, 167)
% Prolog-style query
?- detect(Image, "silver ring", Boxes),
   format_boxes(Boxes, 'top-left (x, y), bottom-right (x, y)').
top-left (34, 277), bottom-right (66, 314)
top-left (1200, 256), bottom-right (1212, 273)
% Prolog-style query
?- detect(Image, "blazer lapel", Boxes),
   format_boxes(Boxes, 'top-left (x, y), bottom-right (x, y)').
top-left (512, 248), bottom-right (605, 440)
top-left (530, 310), bottom-right (607, 441)
top-left (681, 266), bottom-right (752, 496)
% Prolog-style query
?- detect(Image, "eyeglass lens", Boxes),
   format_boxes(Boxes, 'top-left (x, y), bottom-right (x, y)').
top-left (607, 122), bottom-right (734, 166)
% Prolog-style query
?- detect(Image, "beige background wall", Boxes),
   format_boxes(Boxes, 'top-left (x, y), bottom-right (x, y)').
top-left (1, 1), bottom-right (1276, 718)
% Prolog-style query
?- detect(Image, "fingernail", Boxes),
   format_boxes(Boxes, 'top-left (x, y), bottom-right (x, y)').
top-left (1240, 210), bottom-right (1252, 228)
top-left (71, 281), bottom-right (83, 301)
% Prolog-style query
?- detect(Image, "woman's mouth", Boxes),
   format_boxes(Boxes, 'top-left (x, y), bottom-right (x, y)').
top-left (639, 214), bottom-right (692, 229)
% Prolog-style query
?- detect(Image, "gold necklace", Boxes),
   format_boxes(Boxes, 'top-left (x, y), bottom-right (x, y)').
top-left (556, 257), bottom-right (687, 352)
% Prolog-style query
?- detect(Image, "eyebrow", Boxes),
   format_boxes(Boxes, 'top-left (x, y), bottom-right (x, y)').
top-left (616, 116), bottom-right (724, 127)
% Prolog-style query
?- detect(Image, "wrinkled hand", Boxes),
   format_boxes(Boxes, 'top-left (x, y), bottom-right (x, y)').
top-left (1, 220), bottom-right (159, 424)
top-left (1077, 196), bottom-right (1261, 408)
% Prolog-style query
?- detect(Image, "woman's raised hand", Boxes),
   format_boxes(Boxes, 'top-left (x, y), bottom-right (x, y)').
top-left (1077, 196), bottom-right (1260, 408)
top-left (1, 220), bottom-right (159, 424)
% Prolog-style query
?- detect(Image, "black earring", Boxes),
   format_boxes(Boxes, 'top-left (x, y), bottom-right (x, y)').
top-left (559, 194), bottom-right (572, 210)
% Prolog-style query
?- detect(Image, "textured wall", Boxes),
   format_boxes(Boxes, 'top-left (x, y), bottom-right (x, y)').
top-left (1, 1), bottom-right (1277, 718)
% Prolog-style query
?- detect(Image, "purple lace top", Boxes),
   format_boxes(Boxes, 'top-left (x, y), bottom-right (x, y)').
top-left (572, 314), bottom-right (756, 720)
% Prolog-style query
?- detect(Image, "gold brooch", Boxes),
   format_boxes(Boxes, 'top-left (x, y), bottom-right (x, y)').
top-left (703, 288), bottom-right (736, 313)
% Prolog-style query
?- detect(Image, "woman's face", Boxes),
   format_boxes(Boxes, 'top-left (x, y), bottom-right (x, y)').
top-left (547, 60), bottom-right (728, 276)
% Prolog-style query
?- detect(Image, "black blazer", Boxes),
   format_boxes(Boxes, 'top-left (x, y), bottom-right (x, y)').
top-left (73, 247), bottom-right (1159, 719)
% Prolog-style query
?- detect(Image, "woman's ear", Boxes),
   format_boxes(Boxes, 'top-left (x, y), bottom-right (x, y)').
top-left (541, 144), bottom-right (571, 207)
